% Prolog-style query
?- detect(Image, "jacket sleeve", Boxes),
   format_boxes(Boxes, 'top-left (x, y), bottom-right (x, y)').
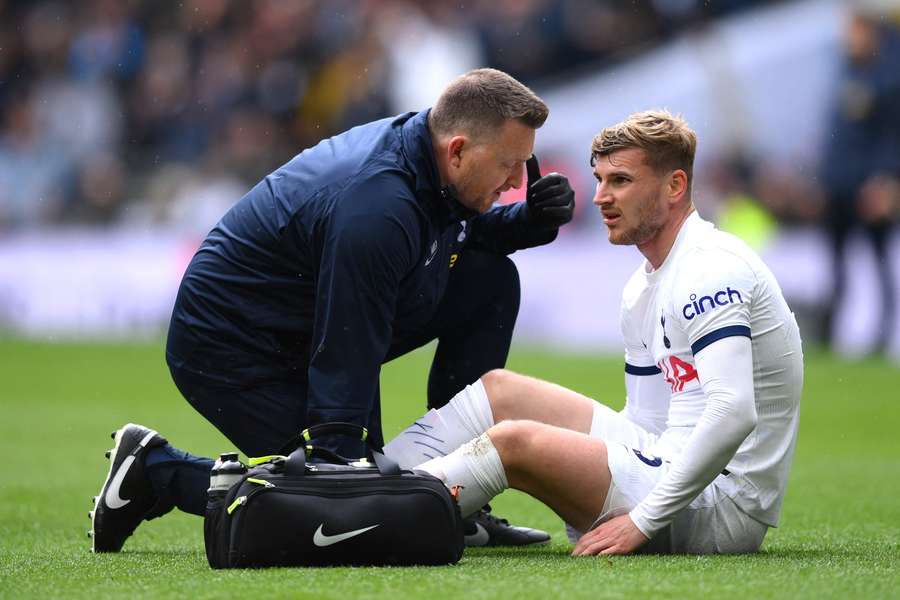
top-left (306, 178), bottom-right (419, 455)
top-left (466, 201), bottom-right (559, 255)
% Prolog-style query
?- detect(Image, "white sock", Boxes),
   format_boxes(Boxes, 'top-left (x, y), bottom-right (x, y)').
top-left (416, 432), bottom-right (508, 517)
top-left (383, 379), bottom-right (493, 469)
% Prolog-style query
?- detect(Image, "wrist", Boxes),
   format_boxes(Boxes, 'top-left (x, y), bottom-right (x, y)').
top-left (628, 506), bottom-right (660, 539)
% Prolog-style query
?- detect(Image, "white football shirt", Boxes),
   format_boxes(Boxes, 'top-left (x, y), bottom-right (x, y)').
top-left (618, 211), bottom-right (803, 535)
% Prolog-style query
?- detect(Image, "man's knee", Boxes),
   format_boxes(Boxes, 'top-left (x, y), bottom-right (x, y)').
top-left (481, 368), bottom-right (526, 422)
top-left (492, 253), bottom-right (520, 286)
top-left (168, 366), bottom-right (303, 457)
top-left (486, 419), bottom-right (544, 469)
top-left (488, 254), bottom-right (520, 307)
top-left (458, 251), bottom-right (520, 308)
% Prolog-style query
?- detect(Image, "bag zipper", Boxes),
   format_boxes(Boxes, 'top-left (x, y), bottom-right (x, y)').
top-left (226, 477), bottom-right (276, 515)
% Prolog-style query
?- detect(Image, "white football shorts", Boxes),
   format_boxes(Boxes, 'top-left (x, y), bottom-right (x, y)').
top-left (577, 403), bottom-right (768, 554)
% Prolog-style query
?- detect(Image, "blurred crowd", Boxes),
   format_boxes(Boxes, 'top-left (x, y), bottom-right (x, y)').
top-left (0, 0), bottom-right (774, 231)
top-left (1, 0), bottom-right (899, 353)
top-left (705, 9), bottom-right (900, 353)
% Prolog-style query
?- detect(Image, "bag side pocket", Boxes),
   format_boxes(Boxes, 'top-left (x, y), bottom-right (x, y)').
top-left (204, 491), bottom-right (231, 569)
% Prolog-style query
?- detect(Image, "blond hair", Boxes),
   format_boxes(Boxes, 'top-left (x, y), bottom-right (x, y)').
top-left (591, 110), bottom-right (697, 184)
top-left (429, 68), bottom-right (548, 139)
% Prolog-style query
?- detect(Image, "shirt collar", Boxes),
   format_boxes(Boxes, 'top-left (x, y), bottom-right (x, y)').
top-left (400, 109), bottom-right (478, 224)
top-left (645, 210), bottom-right (706, 281)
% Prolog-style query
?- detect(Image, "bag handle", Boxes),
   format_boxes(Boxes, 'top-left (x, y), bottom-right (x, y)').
top-left (282, 422), bottom-right (400, 476)
top-left (302, 422), bottom-right (370, 443)
top-left (277, 422), bottom-right (370, 456)
top-left (284, 447), bottom-right (400, 477)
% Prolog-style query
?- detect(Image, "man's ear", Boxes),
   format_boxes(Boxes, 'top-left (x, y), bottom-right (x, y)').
top-left (447, 135), bottom-right (467, 169)
top-left (668, 169), bottom-right (689, 203)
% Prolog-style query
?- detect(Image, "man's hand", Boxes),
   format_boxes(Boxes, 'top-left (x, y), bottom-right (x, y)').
top-left (571, 514), bottom-right (649, 556)
top-left (525, 155), bottom-right (575, 228)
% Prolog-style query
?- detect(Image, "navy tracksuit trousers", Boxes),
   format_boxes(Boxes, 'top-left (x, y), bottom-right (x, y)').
top-left (145, 250), bottom-right (521, 517)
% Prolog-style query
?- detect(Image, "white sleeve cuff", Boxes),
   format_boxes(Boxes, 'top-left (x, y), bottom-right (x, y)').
top-left (629, 506), bottom-right (667, 539)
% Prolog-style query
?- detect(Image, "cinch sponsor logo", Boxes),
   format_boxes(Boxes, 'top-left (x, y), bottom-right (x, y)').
top-left (682, 287), bottom-right (743, 320)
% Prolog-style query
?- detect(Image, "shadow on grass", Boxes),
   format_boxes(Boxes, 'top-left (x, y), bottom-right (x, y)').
top-left (462, 545), bottom-right (574, 560)
top-left (462, 544), bottom-right (869, 563)
top-left (76, 539), bottom-right (887, 570)
top-left (110, 548), bottom-right (205, 559)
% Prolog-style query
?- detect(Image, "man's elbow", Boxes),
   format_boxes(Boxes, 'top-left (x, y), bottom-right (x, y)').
top-left (735, 396), bottom-right (758, 438)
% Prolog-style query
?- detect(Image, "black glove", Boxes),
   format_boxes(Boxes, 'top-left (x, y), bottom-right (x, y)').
top-left (525, 155), bottom-right (575, 228)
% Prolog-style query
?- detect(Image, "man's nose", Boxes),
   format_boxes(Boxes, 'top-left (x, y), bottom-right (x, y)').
top-left (509, 162), bottom-right (525, 190)
top-left (593, 184), bottom-right (610, 206)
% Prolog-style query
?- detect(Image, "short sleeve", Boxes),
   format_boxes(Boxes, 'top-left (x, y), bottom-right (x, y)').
top-left (671, 248), bottom-right (755, 355)
top-left (621, 301), bottom-right (658, 372)
top-left (620, 269), bottom-right (663, 375)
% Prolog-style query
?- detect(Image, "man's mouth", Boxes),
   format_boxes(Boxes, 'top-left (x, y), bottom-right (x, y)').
top-left (602, 212), bottom-right (621, 225)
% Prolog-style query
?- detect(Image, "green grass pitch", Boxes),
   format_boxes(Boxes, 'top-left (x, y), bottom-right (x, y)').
top-left (1, 338), bottom-right (898, 599)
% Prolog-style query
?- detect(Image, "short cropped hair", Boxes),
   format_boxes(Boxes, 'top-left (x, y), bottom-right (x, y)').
top-left (429, 68), bottom-right (549, 139)
top-left (591, 110), bottom-right (697, 183)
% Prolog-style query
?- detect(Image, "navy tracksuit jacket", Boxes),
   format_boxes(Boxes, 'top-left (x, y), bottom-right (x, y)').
top-left (166, 109), bottom-right (558, 454)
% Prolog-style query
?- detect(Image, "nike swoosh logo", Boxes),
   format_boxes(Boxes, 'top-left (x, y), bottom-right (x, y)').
top-left (313, 523), bottom-right (380, 547)
top-left (104, 429), bottom-right (158, 510)
top-left (105, 455), bottom-right (135, 509)
top-left (464, 522), bottom-right (490, 546)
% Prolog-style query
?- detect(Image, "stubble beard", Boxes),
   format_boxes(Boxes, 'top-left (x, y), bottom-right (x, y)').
top-left (607, 194), bottom-right (667, 246)
top-left (455, 172), bottom-right (492, 214)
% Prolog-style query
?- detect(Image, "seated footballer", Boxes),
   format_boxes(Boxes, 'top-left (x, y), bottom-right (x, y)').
top-left (381, 109), bottom-right (803, 555)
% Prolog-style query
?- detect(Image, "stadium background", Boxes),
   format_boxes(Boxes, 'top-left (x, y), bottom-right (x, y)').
top-left (2, 2), bottom-right (900, 598)
top-left (1, 0), bottom-right (899, 358)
